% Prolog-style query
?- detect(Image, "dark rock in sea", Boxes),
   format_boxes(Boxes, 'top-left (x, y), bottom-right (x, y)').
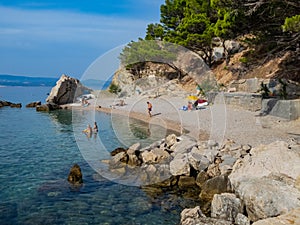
top-left (36, 103), bottom-right (61, 112)
top-left (0, 100), bottom-right (11, 107)
top-left (0, 100), bottom-right (21, 108)
top-left (111, 147), bottom-right (127, 156)
top-left (10, 103), bottom-right (22, 108)
top-left (26, 101), bottom-right (41, 108)
top-left (67, 164), bottom-right (83, 184)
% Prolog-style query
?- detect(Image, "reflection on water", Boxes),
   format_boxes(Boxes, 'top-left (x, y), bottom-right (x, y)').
top-left (48, 110), bottom-right (73, 126)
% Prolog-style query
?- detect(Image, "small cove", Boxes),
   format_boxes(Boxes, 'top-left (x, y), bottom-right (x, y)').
top-left (0, 86), bottom-right (199, 225)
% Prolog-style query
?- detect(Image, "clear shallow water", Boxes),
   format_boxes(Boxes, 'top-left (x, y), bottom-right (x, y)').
top-left (0, 86), bottom-right (198, 225)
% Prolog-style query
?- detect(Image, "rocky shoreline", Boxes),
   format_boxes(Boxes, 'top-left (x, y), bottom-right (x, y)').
top-left (0, 100), bottom-right (22, 108)
top-left (106, 134), bottom-right (300, 225)
top-left (28, 74), bottom-right (300, 224)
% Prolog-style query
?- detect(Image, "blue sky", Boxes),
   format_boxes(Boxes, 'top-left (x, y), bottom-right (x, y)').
top-left (0, 0), bottom-right (164, 78)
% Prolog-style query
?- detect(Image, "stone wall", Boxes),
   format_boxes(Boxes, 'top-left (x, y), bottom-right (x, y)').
top-left (261, 99), bottom-right (300, 120)
top-left (211, 92), bottom-right (262, 112)
top-left (227, 78), bottom-right (300, 99)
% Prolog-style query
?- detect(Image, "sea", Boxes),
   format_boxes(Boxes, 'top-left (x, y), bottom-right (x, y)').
top-left (0, 85), bottom-right (200, 225)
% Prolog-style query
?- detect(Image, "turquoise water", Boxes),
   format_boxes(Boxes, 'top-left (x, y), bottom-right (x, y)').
top-left (0, 86), bottom-right (200, 225)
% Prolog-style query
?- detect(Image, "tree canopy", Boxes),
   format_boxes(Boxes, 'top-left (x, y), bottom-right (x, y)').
top-left (121, 0), bottom-right (300, 70)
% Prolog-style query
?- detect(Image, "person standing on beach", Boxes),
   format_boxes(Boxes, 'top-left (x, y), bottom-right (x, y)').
top-left (147, 101), bottom-right (152, 117)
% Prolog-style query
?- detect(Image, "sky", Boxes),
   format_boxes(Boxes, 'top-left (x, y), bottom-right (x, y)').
top-left (0, 0), bottom-right (164, 78)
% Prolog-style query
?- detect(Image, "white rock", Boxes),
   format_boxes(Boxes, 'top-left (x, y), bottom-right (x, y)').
top-left (211, 193), bottom-right (243, 222)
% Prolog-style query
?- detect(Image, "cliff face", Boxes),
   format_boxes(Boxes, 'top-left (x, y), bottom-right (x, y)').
top-left (213, 49), bottom-right (300, 85)
top-left (112, 41), bottom-right (299, 98)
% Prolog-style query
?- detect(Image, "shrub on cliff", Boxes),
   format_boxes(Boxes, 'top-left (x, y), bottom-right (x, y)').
top-left (109, 82), bottom-right (121, 94)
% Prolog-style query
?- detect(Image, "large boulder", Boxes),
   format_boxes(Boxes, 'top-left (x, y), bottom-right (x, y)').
top-left (180, 206), bottom-right (232, 225)
top-left (170, 154), bottom-right (190, 176)
top-left (211, 193), bottom-right (243, 222)
top-left (235, 176), bottom-right (300, 222)
top-left (46, 74), bottom-right (91, 105)
top-left (199, 175), bottom-right (232, 202)
top-left (229, 141), bottom-right (300, 222)
top-left (252, 207), bottom-right (300, 225)
top-left (229, 141), bottom-right (300, 183)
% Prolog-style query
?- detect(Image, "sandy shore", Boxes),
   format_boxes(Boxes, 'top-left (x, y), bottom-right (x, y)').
top-left (66, 92), bottom-right (300, 147)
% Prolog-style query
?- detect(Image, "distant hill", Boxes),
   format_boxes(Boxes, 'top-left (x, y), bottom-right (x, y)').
top-left (0, 74), bottom-right (57, 87)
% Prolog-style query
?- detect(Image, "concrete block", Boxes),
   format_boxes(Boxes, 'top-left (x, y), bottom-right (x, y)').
top-left (261, 99), bottom-right (300, 120)
top-left (223, 92), bottom-right (262, 112)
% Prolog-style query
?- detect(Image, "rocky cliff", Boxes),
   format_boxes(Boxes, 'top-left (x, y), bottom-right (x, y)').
top-left (46, 74), bottom-right (91, 105)
top-left (111, 39), bottom-right (299, 99)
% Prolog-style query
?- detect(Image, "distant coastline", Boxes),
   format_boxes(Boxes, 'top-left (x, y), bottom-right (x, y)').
top-left (0, 74), bottom-right (57, 87)
top-left (0, 74), bottom-right (110, 90)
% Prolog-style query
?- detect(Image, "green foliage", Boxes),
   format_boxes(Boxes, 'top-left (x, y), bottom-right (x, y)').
top-left (145, 0), bottom-right (241, 67)
top-left (108, 83), bottom-right (121, 94)
top-left (282, 15), bottom-right (300, 33)
top-left (119, 39), bottom-right (178, 67)
top-left (278, 79), bottom-right (287, 100)
top-left (239, 0), bottom-right (299, 39)
top-left (199, 76), bottom-right (219, 94)
top-left (127, 0), bottom-right (300, 72)
top-left (239, 57), bottom-right (248, 64)
top-left (145, 23), bottom-right (165, 40)
top-left (259, 82), bottom-right (270, 99)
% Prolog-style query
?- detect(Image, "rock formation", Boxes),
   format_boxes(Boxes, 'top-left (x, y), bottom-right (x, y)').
top-left (26, 101), bottom-right (41, 108)
top-left (46, 74), bottom-right (91, 105)
top-left (36, 103), bottom-right (61, 112)
top-left (67, 164), bottom-right (83, 184)
top-left (0, 100), bottom-right (22, 108)
top-left (107, 135), bottom-right (300, 224)
top-left (228, 141), bottom-right (300, 222)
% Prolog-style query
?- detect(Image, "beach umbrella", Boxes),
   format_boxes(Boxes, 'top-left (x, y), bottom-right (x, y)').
top-left (187, 95), bottom-right (198, 100)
